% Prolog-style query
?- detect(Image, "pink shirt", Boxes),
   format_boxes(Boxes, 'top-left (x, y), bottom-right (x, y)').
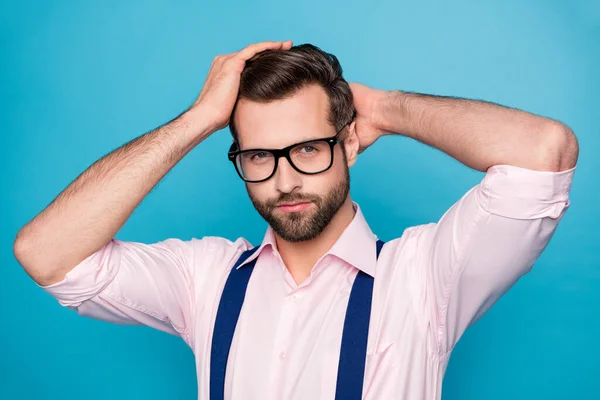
top-left (39, 164), bottom-right (575, 399)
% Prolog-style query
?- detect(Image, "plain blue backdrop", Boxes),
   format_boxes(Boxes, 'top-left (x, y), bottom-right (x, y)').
top-left (1, 0), bottom-right (598, 399)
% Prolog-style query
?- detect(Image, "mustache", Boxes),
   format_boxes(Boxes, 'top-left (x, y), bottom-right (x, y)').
top-left (266, 193), bottom-right (321, 208)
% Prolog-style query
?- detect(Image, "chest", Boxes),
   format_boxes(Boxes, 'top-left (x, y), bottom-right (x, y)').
top-left (193, 256), bottom-right (431, 399)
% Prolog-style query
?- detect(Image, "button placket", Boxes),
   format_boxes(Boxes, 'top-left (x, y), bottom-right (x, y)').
top-left (267, 291), bottom-right (298, 396)
top-left (290, 293), bottom-right (304, 302)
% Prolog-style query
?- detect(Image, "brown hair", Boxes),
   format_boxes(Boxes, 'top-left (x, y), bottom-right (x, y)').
top-left (229, 43), bottom-right (355, 142)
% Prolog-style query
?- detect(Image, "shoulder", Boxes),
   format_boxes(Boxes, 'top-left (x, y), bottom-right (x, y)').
top-left (380, 222), bottom-right (438, 258)
top-left (186, 235), bottom-right (255, 272)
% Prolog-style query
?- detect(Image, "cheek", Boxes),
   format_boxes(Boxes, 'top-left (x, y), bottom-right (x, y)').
top-left (329, 153), bottom-right (349, 179)
top-left (309, 165), bottom-right (345, 194)
top-left (246, 182), bottom-right (275, 202)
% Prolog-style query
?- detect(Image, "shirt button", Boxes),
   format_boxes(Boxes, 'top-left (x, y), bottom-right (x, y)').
top-left (279, 351), bottom-right (287, 360)
top-left (291, 294), bottom-right (299, 302)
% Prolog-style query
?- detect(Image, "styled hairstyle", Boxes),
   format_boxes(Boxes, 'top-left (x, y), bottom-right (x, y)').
top-left (229, 43), bottom-right (355, 142)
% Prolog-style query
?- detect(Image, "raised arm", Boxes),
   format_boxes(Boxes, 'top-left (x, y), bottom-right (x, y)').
top-left (12, 109), bottom-right (215, 287)
top-left (349, 82), bottom-right (578, 172)
top-left (348, 82), bottom-right (578, 357)
top-left (13, 40), bottom-right (293, 287)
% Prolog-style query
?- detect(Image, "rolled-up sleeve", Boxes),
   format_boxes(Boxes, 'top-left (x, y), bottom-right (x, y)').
top-left (425, 164), bottom-right (575, 356)
top-left (37, 237), bottom-right (213, 345)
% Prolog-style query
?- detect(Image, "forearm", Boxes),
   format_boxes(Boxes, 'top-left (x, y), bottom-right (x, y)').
top-left (377, 91), bottom-right (579, 172)
top-left (13, 108), bottom-right (216, 286)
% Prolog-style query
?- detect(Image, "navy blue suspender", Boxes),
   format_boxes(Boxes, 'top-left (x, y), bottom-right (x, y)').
top-left (210, 239), bottom-right (385, 400)
top-left (334, 238), bottom-right (385, 399)
top-left (209, 247), bottom-right (260, 400)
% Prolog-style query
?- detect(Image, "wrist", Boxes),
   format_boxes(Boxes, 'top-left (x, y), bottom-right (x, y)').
top-left (372, 89), bottom-right (406, 136)
top-left (177, 106), bottom-right (220, 143)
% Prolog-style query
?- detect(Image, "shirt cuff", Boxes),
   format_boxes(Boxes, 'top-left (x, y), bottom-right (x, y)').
top-left (476, 164), bottom-right (576, 219)
top-left (36, 239), bottom-right (120, 307)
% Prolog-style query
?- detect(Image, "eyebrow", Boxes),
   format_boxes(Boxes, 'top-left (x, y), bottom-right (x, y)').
top-left (240, 133), bottom-right (337, 152)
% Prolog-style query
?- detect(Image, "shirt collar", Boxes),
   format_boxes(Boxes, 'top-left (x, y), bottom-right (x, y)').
top-left (236, 202), bottom-right (380, 277)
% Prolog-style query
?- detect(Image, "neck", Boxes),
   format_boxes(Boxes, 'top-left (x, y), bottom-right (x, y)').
top-left (274, 196), bottom-right (356, 285)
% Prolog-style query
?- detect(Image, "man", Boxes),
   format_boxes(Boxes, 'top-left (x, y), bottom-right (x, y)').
top-left (13, 40), bottom-right (578, 399)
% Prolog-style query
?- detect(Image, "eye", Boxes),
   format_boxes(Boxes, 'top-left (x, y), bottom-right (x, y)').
top-left (300, 145), bottom-right (317, 153)
top-left (250, 151), bottom-right (271, 161)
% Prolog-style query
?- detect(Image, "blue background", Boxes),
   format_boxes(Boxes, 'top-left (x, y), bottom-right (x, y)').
top-left (2, 0), bottom-right (598, 399)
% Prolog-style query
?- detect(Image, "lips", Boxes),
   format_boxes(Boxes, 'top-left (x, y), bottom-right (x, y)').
top-left (276, 201), bottom-right (312, 213)
top-left (278, 201), bottom-right (306, 207)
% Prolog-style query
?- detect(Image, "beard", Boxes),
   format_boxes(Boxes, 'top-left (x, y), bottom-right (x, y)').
top-left (248, 166), bottom-right (350, 243)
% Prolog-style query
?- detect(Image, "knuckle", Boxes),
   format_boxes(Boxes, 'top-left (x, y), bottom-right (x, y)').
top-left (224, 56), bottom-right (239, 67)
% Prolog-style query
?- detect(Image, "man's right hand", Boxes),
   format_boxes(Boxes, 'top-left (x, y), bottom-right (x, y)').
top-left (189, 40), bottom-right (293, 133)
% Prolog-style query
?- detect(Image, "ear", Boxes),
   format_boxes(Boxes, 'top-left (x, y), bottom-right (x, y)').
top-left (343, 120), bottom-right (360, 168)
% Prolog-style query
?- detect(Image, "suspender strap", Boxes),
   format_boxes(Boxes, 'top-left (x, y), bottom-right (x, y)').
top-left (210, 239), bottom-right (386, 400)
top-left (210, 247), bottom-right (259, 400)
top-left (334, 239), bottom-right (385, 400)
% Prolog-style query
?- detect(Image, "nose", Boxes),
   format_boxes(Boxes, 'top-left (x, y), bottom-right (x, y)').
top-left (273, 157), bottom-right (302, 194)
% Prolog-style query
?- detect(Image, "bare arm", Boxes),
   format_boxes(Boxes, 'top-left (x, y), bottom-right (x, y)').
top-left (348, 83), bottom-right (578, 356)
top-left (13, 111), bottom-right (214, 286)
top-left (13, 40), bottom-right (293, 287)
top-left (349, 83), bottom-right (579, 172)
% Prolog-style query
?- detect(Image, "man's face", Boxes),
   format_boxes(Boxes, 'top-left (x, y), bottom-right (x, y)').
top-left (234, 84), bottom-right (356, 242)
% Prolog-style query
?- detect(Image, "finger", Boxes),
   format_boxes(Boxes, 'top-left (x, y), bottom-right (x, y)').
top-left (236, 40), bottom-right (292, 61)
top-left (236, 41), bottom-right (286, 59)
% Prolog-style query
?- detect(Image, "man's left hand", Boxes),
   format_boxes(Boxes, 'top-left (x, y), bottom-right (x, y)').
top-left (349, 82), bottom-right (391, 153)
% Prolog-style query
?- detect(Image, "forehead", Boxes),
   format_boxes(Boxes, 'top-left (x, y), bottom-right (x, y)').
top-left (234, 84), bottom-right (335, 150)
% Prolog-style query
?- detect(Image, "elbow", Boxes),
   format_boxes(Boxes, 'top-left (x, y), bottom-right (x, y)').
top-left (13, 230), bottom-right (38, 281)
top-left (13, 228), bottom-right (31, 268)
top-left (13, 229), bottom-right (56, 286)
top-left (537, 122), bottom-right (579, 172)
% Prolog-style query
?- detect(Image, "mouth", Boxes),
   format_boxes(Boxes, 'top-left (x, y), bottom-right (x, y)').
top-left (276, 201), bottom-right (313, 213)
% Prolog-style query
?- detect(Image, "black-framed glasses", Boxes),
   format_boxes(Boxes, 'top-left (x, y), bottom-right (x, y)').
top-left (228, 111), bottom-right (356, 183)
